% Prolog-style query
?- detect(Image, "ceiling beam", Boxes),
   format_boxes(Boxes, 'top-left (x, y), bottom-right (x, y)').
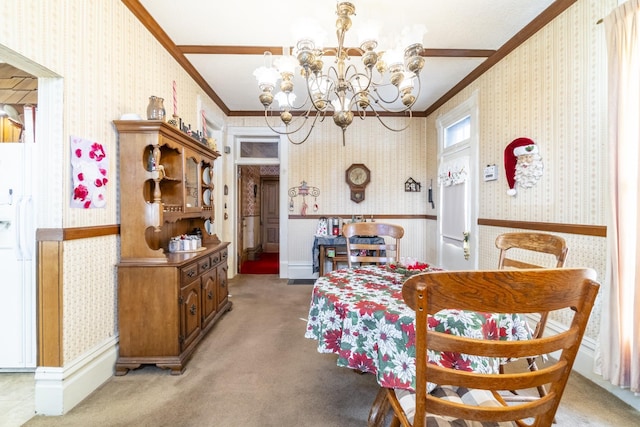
top-left (178, 45), bottom-right (496, 58)
top-left (122, 0), bottom-right (577, 119)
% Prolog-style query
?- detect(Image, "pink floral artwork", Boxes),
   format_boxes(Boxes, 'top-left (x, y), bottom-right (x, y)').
top-left (70, 136), bottom-right (108, 209)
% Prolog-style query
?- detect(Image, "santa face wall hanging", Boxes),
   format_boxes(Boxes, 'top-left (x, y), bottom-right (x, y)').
top-left (504, 137), bottom-right (544, 196)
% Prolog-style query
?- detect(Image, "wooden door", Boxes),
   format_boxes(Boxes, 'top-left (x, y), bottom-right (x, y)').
top-left (217, 264), bottom-right (228, 307)
top-left (179, 279), bottom-right (201, 351)
top-left (200, 269), bottom-right (217, 329)
top-left (261, 177), bottom-right (279, 253)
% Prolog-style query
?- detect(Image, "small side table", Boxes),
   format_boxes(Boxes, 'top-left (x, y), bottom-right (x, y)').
top-left (313, 235), bottom-right (385, 276)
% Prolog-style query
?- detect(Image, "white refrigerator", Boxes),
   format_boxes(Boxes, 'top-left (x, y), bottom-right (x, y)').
top-left (0, 142), bottom-right (36, 369)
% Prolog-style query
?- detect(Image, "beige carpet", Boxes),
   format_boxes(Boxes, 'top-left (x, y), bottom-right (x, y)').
top-left (23, 274), bottom-right (639, 426)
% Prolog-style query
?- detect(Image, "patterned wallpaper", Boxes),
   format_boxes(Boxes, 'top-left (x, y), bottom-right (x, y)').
top-left (228, 115), bottom-right (430, 217)
top-left (229, 0), bottom-right (614, 341)
top-left (240, 165), bottom-right (261, 216)
top-left (425, 0), bottom-right (615, 340)
top-left (0, 0), bottom-right (616, 363)
top-left (260, 165), bottom-right (280, 176)
top-left (240, 165), bottom-right (280, 217)
top-left (1, 1), bottom-right (225, 363)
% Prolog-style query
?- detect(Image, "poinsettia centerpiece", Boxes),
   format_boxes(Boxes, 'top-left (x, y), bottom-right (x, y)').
top-left (386, 258), bottom-right (432, 277)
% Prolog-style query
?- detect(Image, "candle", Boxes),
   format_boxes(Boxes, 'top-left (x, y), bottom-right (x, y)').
top-left (201, 109), bottom-right (207, 135)
top-left (172, 80), bottom-right (177, 116)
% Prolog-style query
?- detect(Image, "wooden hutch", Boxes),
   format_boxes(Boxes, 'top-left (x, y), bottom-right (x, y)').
top-left (114, 120), bottom-right (231, 375)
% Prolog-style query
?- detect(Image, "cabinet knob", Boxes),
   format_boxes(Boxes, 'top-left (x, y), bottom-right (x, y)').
top-left (207, 290), bottom-right (213, 299)
top-left (190, 304), bottom-right (197, 315)
top-left (187, 270), bottom-right (196, 277)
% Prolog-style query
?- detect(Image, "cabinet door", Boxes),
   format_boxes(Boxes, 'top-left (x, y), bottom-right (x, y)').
top-left (180, 279), bottom-right (202, 351)
top-left (217, 264), bottom-right (228, 307)
top-left (201, 268), bottom-right (217, 328)
top-left (201, 159), bottom-right (214, 218)
top-left (184, 150), bottom-right (201, 212)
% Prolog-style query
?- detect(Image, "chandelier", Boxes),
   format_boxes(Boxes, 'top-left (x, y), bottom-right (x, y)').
top-left (253, 1), bottom-right (425, 145)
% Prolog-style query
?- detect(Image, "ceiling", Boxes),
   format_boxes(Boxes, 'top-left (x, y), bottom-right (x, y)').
top-left (129, 0), bottom-right (576, 118)
top-left (1, 1), bottom-right (578, 121)
top-left (0, 63), bottom-right (38, 117)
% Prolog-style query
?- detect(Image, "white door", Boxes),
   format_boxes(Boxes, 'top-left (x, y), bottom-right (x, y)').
top-left (436, 94), bottom-right (478, 271)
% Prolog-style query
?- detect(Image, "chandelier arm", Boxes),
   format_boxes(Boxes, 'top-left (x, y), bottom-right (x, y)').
top-left (353, 106), bottom-right (368, 120)
top-left (261, 113), bottom-right (295, 136)
top-left (303, 70), bottom-right (334, 112)
top-left (324, 66), bottom-right (340, 87)
top-left (346, 69), bottom-right (374, 93)
top-left (262, 109), bottom-right (324, 136)
top-left (373, 78), bottom-right (422, 112)
top-left (363, 65), bottom-right (386, 87)
top-left (286, 112), bottom-right (324, 145)
top-left (370, 86), bottom-right (403, 106)
top-left (253, 1), bottom-right (425, 145)
top-left (367, 99), bottom-right (413, 114)
top-left (373, 110), bottom-right (414, 133)
top-left (284, 92), bottom-right (314, 111)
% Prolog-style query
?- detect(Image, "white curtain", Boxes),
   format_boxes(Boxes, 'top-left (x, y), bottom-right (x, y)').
top-left (599, 0), bottom-right (640, 393)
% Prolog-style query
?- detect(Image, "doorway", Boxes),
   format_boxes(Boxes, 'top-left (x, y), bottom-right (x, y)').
top-left (0, 56), bottom-right (39, 371)
top-left (227, 127), bottom-right (288, 277)
top-left (0, 43), bottom-right (63, 424)
top-left (436, 93), bottom-right (479, 271)
top-left (237, 166), bottom-right (280, 274)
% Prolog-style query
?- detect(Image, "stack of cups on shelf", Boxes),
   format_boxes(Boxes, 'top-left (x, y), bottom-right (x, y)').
top-left (168, 234), bottom-right (201, 253)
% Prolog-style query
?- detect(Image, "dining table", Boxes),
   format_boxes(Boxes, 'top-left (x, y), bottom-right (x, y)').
top-left (304, 264), bottom-right (533, 393)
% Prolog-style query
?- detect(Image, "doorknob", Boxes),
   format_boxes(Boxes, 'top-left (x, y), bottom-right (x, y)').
top-left (463, 231), bottom-right (470, 260)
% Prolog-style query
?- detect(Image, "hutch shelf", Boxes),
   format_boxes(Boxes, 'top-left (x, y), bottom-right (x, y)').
top-left (114, 120), bottom-right (231, 375)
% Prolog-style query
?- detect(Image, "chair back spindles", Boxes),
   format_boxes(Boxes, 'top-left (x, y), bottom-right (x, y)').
top-left (342, 222), bottom-right (404, 268)
top-left (385, 268), bottom-right (599, 427)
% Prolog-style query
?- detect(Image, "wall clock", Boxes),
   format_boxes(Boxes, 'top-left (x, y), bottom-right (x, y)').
top-left (345, 163), bottom-right (370, 203)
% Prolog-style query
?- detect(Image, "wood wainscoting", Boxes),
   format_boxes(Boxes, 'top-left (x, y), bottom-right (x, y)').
top-left (36, 225), bottom-right (119, 367)
top-left (477, 219), bottom-right (606, 237)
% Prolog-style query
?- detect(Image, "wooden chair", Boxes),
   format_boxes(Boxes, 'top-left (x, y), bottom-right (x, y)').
top-left (342, 222), bottom-right (404, 268)
top-left (384, 268), bottom-right (599, 427)
top-left (495, 232), bottom-right (569, 399)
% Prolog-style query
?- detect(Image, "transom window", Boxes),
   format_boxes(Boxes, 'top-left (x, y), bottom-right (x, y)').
top-left (444, 115), bottom-right (470, 149)
top-left (240, 140), bottom-right (279, 158)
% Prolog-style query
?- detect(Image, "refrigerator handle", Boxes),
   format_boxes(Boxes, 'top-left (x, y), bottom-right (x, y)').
top-left (15, 196), bottom-right (32, 261)
top-left (18, 196), bottom-right (34, 261)
top-left (15, 196), bottom-right (23, 259)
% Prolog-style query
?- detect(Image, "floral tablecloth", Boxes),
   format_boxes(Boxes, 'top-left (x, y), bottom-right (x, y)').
top-left (304, 265), bottom-right (532, 392)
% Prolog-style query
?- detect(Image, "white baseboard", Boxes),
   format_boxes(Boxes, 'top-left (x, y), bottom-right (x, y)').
top-left (545, 320), bottom-right (640, 412)
top-left (284, 262), bottom-right (316, 280)
top-left (34, 336), bottom-right (118, 415)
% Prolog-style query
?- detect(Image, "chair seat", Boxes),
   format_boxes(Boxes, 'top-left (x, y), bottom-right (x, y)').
top-left (393, 387), bottom-right (516, 427)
